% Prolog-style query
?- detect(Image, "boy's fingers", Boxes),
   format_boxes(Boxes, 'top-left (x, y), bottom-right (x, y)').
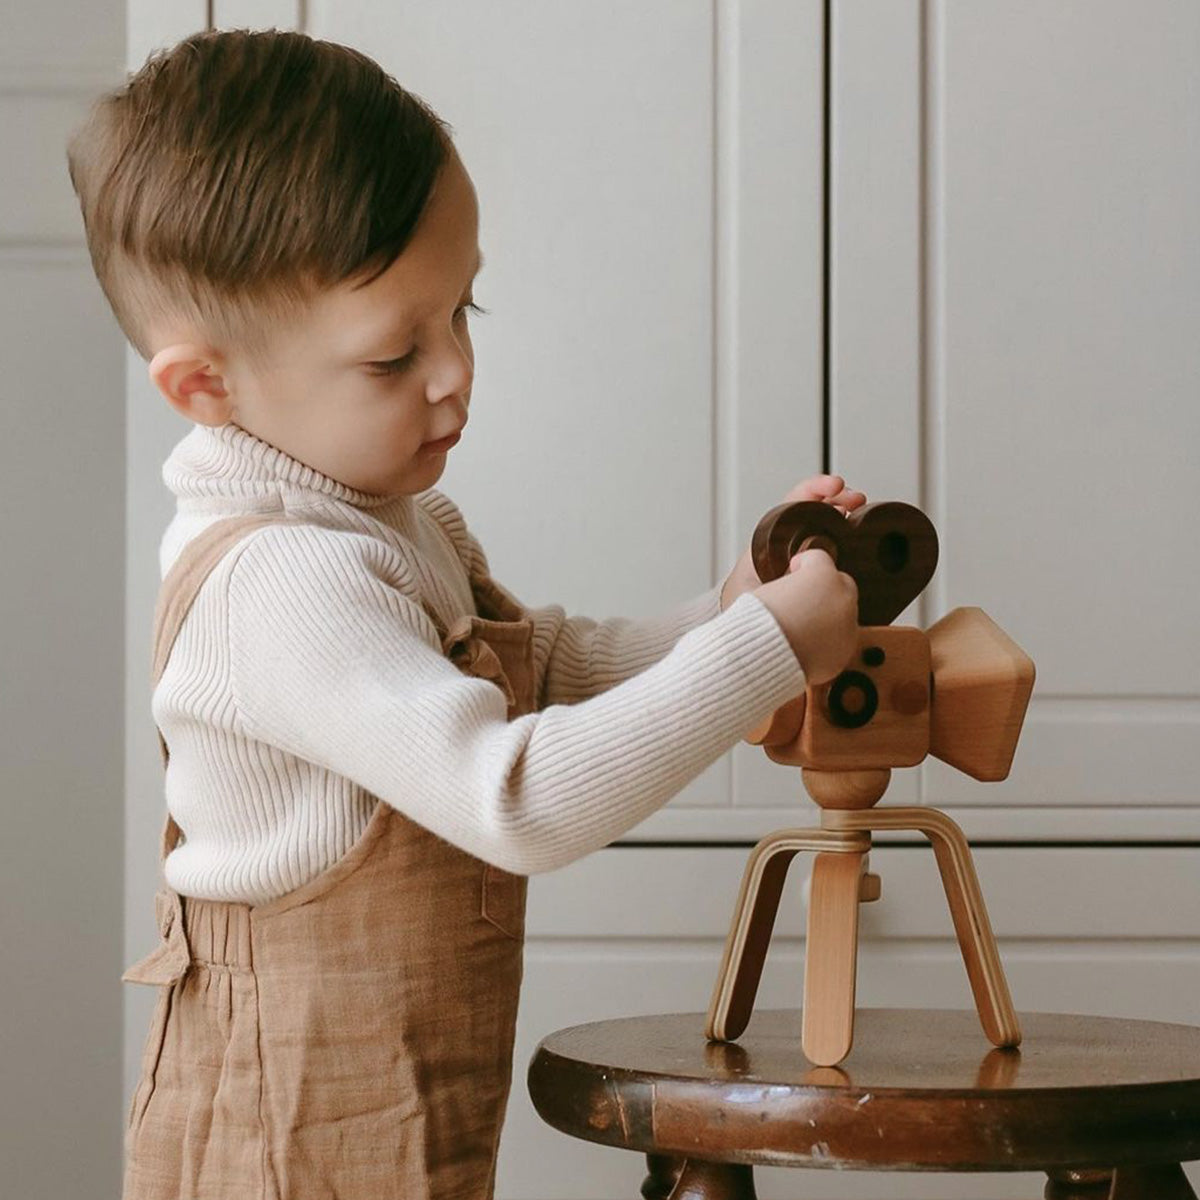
top-left (791, 547), bottom-right (835, 571)
top-left (783, 474), bottom-right (843, 502)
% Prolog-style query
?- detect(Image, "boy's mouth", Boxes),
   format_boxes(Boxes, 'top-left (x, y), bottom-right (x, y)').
top-left (421, 431), bottom-right (462, 453)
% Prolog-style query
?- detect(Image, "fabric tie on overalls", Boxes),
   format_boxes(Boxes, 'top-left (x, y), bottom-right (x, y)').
top-left (120, 890), bottom-right (188, 987)
top-left (122, 513), bottom-right (537, 1200)
top-left (442, 583), bottom-right (535, 718)
top-left (445, 621), bottom-right (516, 709)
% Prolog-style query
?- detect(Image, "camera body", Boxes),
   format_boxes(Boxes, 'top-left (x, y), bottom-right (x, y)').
top-left (798, 626), bottom-right (930, 771)
top-left (747, 501), bottom-right (1034, 784)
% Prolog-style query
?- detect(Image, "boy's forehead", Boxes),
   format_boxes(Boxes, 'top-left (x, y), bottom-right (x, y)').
top-left (325, 153), bottom-right (482, 347)
top-left (350, 241), bottom-right (482, 307)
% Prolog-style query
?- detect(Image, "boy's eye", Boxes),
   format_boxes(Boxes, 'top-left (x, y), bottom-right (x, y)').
top-left (366, 301), bottom-right (489, 377)
top-left (368, 350), bottom-right (417, 377)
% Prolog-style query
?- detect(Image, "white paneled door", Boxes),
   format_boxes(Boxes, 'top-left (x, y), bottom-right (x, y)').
top-left (831, 0), bottom-right (1200, 841)
top-left (307, 0), bottom-right (829, 827)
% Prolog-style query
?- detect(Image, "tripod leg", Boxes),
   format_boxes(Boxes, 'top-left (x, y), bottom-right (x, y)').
top-left (707, 828), bottom-right (872, 1043)
top-left (887, 808), bottom-right (1020, 1048)
top-left (824, 807), bottom-right (1021, 1049)
top-left (705, 843), bottom-right (799, 1041)
top-left (802, 850), bottom-right (867, 1067)
top-left (924, 817), bottom-right (1021, 1048)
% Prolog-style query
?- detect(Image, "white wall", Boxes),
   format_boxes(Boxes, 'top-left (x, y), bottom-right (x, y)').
top-left (121, 1), bottom-right (208, 1105)
top-left (0, 2), bottom-right (126, 1195)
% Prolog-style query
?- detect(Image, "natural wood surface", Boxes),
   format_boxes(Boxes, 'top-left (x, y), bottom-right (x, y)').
top-left (926, 604), bottom-right (1036, 781)
top-left (704, 828), bottom-right (870, 1042)
top-left (800, 766), bottom-right (891, 809)
top-left (641, 1158), bottom-right (757, 1200)
top-left (750, 500), bottom-right (938, 626)
top-left (706, 801), bottom-right (1019, 1064)
top-left (528, 1009), bottom-right (1200, 1172)
top-left (801, 851), bottom-right (867, 1065)
top-left (795, 627), bottom-right (931, 770)
top-left (824, 805), bottom-right (1021, 1050)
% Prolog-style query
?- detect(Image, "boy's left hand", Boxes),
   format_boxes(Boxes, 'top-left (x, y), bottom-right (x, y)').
top-left (719, 474), bottom-right (868, 611)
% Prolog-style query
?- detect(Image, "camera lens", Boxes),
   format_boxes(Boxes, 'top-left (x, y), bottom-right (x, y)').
top-left (827, 669), bottom-right (878, 729)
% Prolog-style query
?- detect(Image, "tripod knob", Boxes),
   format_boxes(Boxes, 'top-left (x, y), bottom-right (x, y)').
top-left (801, 767), bottom-right (891, 810)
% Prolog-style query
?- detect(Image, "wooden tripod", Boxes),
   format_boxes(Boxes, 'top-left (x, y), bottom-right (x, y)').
top-left (704, 766), bottom-right (1022, 1067)
top-left (705, 499), bottom-right (1036, 1066)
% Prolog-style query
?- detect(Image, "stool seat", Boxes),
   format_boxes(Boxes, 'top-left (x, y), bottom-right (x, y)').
top-left (528, 1008), bottom-right (1200, 1174)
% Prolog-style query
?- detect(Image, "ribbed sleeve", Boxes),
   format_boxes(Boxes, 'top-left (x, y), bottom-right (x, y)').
top-left (152, 421), bottom-right (808, 901)
top-left (417, 487), bottom-right (726, 706)
top-left (225, 523), bottom-right (805, 875)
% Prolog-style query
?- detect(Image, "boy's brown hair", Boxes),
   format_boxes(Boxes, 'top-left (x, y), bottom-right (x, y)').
top-left (67, 29), bottom-right (454, 361)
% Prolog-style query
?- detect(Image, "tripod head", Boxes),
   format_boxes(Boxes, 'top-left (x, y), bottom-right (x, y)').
top-left (745, 500), bottom-right (1035, 790)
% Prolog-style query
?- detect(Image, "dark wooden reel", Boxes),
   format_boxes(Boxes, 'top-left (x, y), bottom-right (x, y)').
top-left (750, 500), bottom-right (939, 626)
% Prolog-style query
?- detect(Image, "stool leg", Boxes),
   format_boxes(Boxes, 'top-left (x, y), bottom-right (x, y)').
top-left (641, 1154), bottom-right (684, 1200)
top-left (1109, 1164), bottom-right (1198, 1198)
top-left (802, 850), bottom-right (867, 1067)
top-left (665, 1159), bottom-right (757, 1200)
top-left (1045, 1169), bottom-right (1112, 1198)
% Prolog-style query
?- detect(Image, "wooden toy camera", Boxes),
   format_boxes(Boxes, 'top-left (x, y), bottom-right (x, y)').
top-left (705, 500), bottom-right (1036, 1066)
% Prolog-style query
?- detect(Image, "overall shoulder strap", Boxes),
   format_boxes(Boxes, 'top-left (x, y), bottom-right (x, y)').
top-left (152, 513), bottom-right (305, 859)
top-left (152, 513), bottom-right (299, 693)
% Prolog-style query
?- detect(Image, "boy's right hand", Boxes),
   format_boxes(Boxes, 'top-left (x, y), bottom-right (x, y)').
top-left (752, 549), bottom-right (859, 685)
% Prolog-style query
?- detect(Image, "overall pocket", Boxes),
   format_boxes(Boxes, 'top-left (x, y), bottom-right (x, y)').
top-left (126, 982), bottom-right (175, 1140)
top-left (480, 863), bottom-right (528, 941)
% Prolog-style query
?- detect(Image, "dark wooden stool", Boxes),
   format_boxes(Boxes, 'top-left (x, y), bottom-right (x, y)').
top-left (527, 1008), bottom-right (1200, 1198)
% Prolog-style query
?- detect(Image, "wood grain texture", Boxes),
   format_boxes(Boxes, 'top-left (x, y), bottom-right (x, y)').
top-left (529, 1009), bottom-right (1200, 1170)
top-left (927, 605), bottom-right (1036, 781)
top-left (704, 828), bottom-right (870, 1042)
top-left (657, 1160), bottom-right (757, 1200)
top-left (750, 500), bottom-right (938, 626)
top-left (707, 799), bottom-right (1019, 1063)
top-left (640, 1154), bottom-right (684, 1200)
top-left (801, 852), bottom-right (867, 1065)
top-left (824, 806), bottom-right (1021, 1049)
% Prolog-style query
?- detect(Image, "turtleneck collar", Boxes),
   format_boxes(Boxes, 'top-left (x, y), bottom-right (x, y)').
top-left (163, 421), bottom-right (415, 512)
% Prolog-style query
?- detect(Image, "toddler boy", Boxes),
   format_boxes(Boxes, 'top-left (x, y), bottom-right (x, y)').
top-left (69, 28), bottom-right (859, 1200)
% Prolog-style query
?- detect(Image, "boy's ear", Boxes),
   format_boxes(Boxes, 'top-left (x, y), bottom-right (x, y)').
top-left (148, 343), bottom-right (235, 426)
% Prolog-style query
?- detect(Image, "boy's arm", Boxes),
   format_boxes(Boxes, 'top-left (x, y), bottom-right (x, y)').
top-left (226, 524), bottom-right (805, 876)
top-left (418, 489), bottom-right (726, 706)
top-left (464, 528), bottom-right (725, 708)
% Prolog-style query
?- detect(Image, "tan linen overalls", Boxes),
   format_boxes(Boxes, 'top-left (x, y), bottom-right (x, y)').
top-left (122, 513), bottom-right (536, 1200)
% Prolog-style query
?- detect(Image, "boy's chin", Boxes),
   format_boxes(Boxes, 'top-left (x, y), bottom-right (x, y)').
top-left (384, 456), bottom-right (446, 494)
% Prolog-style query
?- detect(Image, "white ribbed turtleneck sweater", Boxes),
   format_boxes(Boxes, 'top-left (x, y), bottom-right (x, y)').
top-left (153, 421), bottom-right (807, 902)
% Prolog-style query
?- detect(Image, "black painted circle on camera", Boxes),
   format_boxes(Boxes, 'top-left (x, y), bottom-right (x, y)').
top-left (862, 646), bottom-right (885, 667)
top-left (828, 670), bottom-right (878, 729)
